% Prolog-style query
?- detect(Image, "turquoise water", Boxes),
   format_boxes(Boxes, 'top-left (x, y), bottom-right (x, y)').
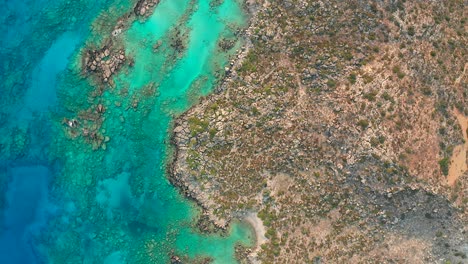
top-left (0, 0), bottom-right (251, 263)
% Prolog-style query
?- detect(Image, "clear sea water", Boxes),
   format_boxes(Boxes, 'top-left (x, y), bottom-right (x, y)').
top-left (0, 0), bottom-right (251, 263)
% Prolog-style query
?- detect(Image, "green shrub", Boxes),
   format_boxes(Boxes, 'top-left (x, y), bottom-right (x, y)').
top-left (343, 51), bottom-right (353, 61)
top-left (392, 65), bottom-right (406, 79)
top-left (363, 74), bottom-right (374, 84)
top-left (348, 73), bottom-right (357, 84)
top-left (251, 106), bottom-right (260, 116)
top-left (239, 52), bottom-right (258, 72)
top-left (357, 119), bottom-right (369, 129)
top-left (421, 87), bottom-right (432, 96)
top-left (188, 117), bottom-right (209, 136)
top-left (438, 157), bottom-right (450, 176)
top-left (327, 79), bottom-right (337, 88)
top-left (363, 90), bottom-right (378, 101)
top-left (381, 92), bottom-right (394, 103)
top-left (370, 137), bottom-right (380, 147)
top-left (209, 128), bottom-right (217, 138)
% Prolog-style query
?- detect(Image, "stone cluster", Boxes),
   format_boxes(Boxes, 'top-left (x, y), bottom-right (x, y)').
top-left (134, 0), bottom-right (160, 17)
top-left (84, 46), bottom-right (126, 83)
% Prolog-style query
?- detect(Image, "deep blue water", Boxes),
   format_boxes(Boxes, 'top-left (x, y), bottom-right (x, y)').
top-left (0, 166), bottom-right (51, 264)
top-left (0, 0), bottom-right (128, 262)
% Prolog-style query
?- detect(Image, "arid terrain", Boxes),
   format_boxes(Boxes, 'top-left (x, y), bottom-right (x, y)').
top-left (170, 0), bottom-right (467, 263)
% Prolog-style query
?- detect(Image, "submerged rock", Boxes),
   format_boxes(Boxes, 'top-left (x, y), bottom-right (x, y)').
top-left (134, 0), bottom-right (160, 17)
top-left (84, 46), bottom-right (126, 84)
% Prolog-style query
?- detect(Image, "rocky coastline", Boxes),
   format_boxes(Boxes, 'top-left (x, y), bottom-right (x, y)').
top-left (167, 0), bottom-right (467, 263)
top-left (75, 0), bottom-right (257, 236)
top-left (167, 0), bottom-right (260, 233)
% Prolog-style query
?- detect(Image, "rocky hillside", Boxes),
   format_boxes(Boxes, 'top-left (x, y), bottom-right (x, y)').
top-left (171, 0), bottom-right (467, 263)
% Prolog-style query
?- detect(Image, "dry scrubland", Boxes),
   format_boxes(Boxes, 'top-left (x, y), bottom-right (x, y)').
top-left (171, 0), bottom-right (467, 263)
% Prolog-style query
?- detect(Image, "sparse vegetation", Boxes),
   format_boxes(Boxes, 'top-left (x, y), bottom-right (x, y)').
top-left (188, 116), bottom-right (209, 136)
top-left (392, 65), bottom-right (406, 79)
top-left (171, 0), bottom-right (468, 263)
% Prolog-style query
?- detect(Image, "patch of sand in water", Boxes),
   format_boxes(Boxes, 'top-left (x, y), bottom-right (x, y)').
top-left (447, 108), bottom-right (468, 186)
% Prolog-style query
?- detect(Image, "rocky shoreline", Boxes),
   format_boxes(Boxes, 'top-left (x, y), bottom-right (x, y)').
top-left (76, 0), bottom-right (260, 241)
top-left (167, 0), bottom-right (467, 263)
top-left (168, 42), bottom-right (254, 228)
top-left (167, 0), bottom-right (264, 245)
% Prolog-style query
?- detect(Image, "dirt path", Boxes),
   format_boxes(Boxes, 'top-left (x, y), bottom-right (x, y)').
top-left (447, 108), bottom-right (468, 186)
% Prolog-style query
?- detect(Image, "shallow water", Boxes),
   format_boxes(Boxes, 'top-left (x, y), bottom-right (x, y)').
top-left (0, 0), bottom-right (251, 263)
